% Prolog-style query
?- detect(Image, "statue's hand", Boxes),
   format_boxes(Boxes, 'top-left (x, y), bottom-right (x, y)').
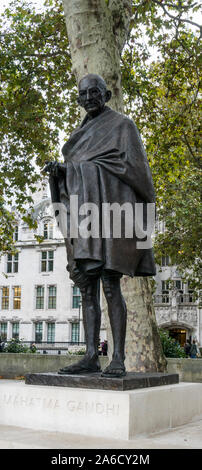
top-left (43, 161), bottom-right (54, 173)
top-left (43, 161), bottom-right (66, 177)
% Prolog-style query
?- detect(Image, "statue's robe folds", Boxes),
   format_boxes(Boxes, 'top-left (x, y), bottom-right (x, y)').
top-left (49, 106), bottom-right (156, 278)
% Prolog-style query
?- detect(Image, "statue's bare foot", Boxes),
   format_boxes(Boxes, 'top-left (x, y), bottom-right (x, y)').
top-left (101, 359), bottom-right (126, 378)
top-left (58, 354), bottom-right (101, 375)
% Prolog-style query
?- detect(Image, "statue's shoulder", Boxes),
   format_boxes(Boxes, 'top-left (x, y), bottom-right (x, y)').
top-left (106, 107), bottom-right (135, 127)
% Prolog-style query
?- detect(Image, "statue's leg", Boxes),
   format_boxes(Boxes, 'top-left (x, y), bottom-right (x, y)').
top-left (58, 278), bottom-right (101, 374)
top-left (81, 278), bottom-right (101, 360)
top-left (101, 273), bottom-right (127, 378)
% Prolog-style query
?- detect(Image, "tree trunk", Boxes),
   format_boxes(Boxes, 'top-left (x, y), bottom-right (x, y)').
top-left (104, 278), bottom-right (166, 372)
top-left (62, 0), bottom-right (167, 372)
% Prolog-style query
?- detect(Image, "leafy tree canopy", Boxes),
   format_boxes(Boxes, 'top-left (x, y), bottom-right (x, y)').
top-left (0, 0), bottom-right (201, 289)
top-left (0, 0), bottom-right (76, 251)
top-left (122, 0), bottom-right (201, 290)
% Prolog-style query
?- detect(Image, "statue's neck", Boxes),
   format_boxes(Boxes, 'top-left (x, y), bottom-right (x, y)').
top-left (86, 105), bottom-right (107, 121)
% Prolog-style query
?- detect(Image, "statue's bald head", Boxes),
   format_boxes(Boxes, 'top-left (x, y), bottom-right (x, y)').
top-left (79, 74), bottom-right (107, 92)
top-left (77, 74), bottom-right (112, 118)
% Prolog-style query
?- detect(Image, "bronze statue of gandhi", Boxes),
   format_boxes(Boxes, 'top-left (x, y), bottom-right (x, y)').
top-left (44, 74), bottom-right (156, 378)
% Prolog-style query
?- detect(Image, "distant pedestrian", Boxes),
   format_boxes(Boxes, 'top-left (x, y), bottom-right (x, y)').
top-left (98, 339), bottom-right (102, 356)
top-left (0, 336), bottom-right (4, 353)
top-left (101, 340), bottom-right (108, 356)
top-left (30, 343), bottom-right (37, 353)
top-left (184, 340), bottom-right (191, 357)
top-left (190, 340), bottom-right (198, 358)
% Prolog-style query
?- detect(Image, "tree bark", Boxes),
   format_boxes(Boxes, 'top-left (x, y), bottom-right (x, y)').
top-left (62, 0), bottom-right (167, 372)
top-left (62, 0), bottom-right (132, 113)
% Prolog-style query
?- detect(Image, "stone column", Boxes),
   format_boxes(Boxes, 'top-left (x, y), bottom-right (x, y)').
top-left (7, 321), bottom-right (12, 341)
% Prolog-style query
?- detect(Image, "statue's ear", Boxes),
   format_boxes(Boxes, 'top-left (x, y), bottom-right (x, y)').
top-left (76, 96), bottom-right (81, 105)
top-left (105, 90), bottom-right (112, 102)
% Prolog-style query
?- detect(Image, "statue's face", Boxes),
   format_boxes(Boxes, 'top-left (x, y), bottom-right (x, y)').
top-left (78, 77), bottom-right (107, 117)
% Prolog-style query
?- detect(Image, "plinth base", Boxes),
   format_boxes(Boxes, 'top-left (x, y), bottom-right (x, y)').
top-left (1, 380), bottom-right (202, 440)
top-left (25, 371), bottom-right (179, 390)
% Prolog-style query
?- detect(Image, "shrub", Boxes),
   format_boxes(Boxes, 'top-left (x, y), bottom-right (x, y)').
top-left (159, 329), bottom-right (186, 358)
top-left (3, 338), bottom-right (30, 353)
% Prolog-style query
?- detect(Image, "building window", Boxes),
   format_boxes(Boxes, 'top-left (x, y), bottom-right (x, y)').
top-left (43, 222), bottom-right (53, 240)
top-left (175, 280), bottom-right (183, 290)
top-left (35, 322), bottom-right (43, 343)
top-left (188, 282), bottom-right (194, 303)
top-left (41, 251), bottom-right (54, 272)
top-left (2, 287), bottom-right (9, 310)
top-left (12, 322), bottom-right (19, 340)
top-left (161, 281), bottom-right (169, 303)
top-left (0, 322), bottom-right (7, 341)
top-left (175, 280), bottom-right (184, 303)
top-left (161, 255), bottom-right (170, 267)
top-left (13, 286), bottom-right (21, 309)
top-left (48, 286), bottom-right (56, 309)
top-left (72, 286), bottom-right (81, 309)
top-left (14, 225), bottom-right (19, 241)
top-left (188, 290), bottom-right (194, 303)
top-left (36, 286), bottom-right (44, 309)
top-left (47, 323), bottom-right (55, 343)
top-left (71, 323), bottom-right (79, 343)
top-left (7, 253), bottom-right (19, 273)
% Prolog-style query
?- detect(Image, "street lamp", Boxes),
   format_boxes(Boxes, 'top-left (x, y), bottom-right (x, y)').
top-left (78, 299), bottom-right (82, 344)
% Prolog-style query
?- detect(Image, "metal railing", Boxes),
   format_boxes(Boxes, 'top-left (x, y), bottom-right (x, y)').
top-left (154, 293), bottom-right (195, 305)
top-left (21, 341), bottom-right (86, 355)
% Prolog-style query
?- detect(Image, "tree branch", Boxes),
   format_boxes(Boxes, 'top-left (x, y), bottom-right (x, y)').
top-left (182, 132), bottom-right (201, 167)
top-left (152, 0), bottom-right (202, 31)
top-left (153, 1), bottom-right (199, 10)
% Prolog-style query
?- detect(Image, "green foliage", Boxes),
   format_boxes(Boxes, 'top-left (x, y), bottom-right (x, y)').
top-left (154, 167), bottom-right (202, 292)
top-left (122, 0), bottom-right (201, 289)
top-left (0, 0), bottom-right (78, 252)
top-left (159, 329), bottom-right (186, 358)
top-left (0, 199), bottom-right (16, 252)
top-left (2, 338), bottom-right (37, 353)
top-left (3, 338), bottom-right (30, 353)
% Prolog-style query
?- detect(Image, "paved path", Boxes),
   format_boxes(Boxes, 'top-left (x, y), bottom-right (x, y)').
top-left (0, 419), bottom-right (202, 449)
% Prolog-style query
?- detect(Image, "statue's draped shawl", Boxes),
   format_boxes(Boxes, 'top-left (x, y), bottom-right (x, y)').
top-left (50, 106), bottom-right (156, 277)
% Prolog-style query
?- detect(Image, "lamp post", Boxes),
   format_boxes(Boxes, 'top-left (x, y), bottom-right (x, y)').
top-left (78, 298), bottom-right (82, 344)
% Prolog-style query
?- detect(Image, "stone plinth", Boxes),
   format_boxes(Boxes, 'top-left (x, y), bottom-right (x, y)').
top-left (25, 371), bottom-right (179, 390)
top-left (1, 380), bottom-right (202, 440)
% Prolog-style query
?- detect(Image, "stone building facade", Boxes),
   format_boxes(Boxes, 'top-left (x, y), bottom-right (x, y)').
top-left (0, 184), bottom-right (105, 349)
top-left (153, 221), bottom-right (201, 347)
top-left (0, 187), bottom-right (201, 349)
